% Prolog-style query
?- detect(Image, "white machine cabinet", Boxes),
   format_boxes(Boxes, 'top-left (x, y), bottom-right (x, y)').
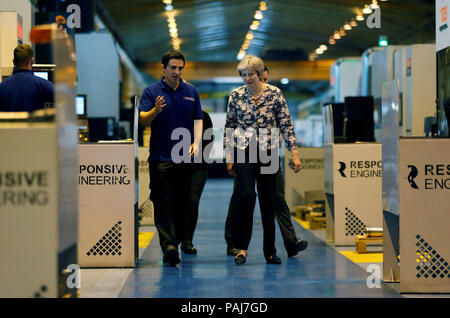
top-left (399, 137), bottom-right (450, 293)
top-left (325, 143), bottom-right (383, 246)
top-left (329, 57), bottom-right (362, 103)
top-left (78, 142), bottom-right (136, 268)
top-left (284, 147), bottom-right (324, 211)
top-left (0, 123), bottom-right (59, 297)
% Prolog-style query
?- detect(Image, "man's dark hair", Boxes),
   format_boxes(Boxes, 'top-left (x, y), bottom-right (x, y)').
top-left (162, 50), bottom-right (185, 68)
top-left (264, 65), bottom-right (269, 73)
top-left (13, 44), bottom-right (33, 67)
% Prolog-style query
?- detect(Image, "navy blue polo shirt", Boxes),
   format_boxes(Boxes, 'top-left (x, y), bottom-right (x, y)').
top-left (0, 69), bottom-right (54, 112)
top-left (140, 77), bottom-right (203, 162)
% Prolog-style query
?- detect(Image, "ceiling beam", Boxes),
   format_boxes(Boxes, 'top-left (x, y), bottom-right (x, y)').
top-left (143, 60), bottom-right (335, 82)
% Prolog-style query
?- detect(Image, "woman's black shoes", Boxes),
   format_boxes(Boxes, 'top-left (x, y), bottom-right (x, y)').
top-left (235, 254), bottom-right (246, 265)
top-left (163, 247), bottom-right (180, 266)
top-left (266, 255), bottom-right (282, 264)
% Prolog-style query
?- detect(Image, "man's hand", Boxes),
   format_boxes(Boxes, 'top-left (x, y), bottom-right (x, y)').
top-left (139, 96), bottom-right (166, 126)
top-left (154, 96), bottom-right (166, 114)
top-left (290, 149), bottom-right (302, 173)
top-left (227, 163), bottom-right (235, 176)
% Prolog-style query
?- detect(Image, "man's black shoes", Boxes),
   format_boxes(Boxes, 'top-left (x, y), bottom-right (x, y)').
top-left (163, 246), bottom-right (181, 266)
top-left (181, 241), bottom-right (197, 255)
top-left (285, 239), bottom-right (308, 257)
top-left (227, 245), bottom-right (239, 256)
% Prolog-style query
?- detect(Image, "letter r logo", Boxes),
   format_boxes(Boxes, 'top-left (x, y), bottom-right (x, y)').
top-left (338, 161), bottom-right (347, 177)
top-left (407, 165), bottom-right (419, 189)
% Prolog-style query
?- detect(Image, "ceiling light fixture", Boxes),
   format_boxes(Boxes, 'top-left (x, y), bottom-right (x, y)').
top-left (237, 50), bottom-right (246, 60)
top-left (250, 20), bottom-right (260, 30)
top-left (259, 1), bottom-right (267, 11)
top-left (362, 5), bottom-right (372, 14)
top-left (254, 10), bottom-right (263, 20)
top-left (308, 1), bottom-right (387, 60)
top-left (163, 1), bottom-right (180, 50)
top-left (370, 0), bottom-right (380, 9)
top-left (237, 3), bottom-right (269, 60)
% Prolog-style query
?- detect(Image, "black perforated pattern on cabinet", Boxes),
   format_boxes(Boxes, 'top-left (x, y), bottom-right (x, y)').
top-left (344, 207), bottom-right (366, 236)
top-left (415, 234), bottom-right (450, 279)
top-left (86, 221), bottom-right (123, 256)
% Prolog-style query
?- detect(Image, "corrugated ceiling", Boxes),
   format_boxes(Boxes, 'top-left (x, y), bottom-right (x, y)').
top-left (97, 0), bottom-right (435, 67)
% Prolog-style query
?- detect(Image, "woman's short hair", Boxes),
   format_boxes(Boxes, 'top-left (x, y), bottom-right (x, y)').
top-left (237, 55), bottom-right (265, 80)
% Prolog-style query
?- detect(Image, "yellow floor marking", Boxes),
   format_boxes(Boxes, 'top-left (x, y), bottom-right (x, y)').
top-left (138, 232), bottom-right (154, 248)
top-left (340, 251), bottom-right (383, 263)
top-left (293, 216), bottom-right (382, 264)
top-left (293, 217), bottom-right (310, 230)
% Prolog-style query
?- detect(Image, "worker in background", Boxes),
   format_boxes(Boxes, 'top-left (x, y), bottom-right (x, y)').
top-left (0, 44), bottom-right (54, 112)
top-left (182, 110), bottom-right (213, 254)
top-left (139, 50), bottom-right (203, 267)
top-left (224, 65), bottom-right (308, 259)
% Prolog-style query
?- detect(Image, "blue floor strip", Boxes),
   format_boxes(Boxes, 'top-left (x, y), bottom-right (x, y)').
top-left (119, 178), bottom-right (401, 298)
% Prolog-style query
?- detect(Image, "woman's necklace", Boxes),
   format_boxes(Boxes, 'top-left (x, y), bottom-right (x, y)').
top-left (250, 84), bottom-right (264, 104)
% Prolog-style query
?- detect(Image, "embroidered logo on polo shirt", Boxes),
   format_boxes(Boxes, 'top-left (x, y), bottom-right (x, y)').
top-left (183, 97), bottom-right (195, 102)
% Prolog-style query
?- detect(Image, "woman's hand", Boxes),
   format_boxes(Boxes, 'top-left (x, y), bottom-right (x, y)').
top-left (290, 149), bottom-right (302, 173)
top-left (189, 143), bottom-right (200, 157)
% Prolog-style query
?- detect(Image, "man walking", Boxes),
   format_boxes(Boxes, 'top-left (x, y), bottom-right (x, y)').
top-left (139, 50), bottom-right (203, 266)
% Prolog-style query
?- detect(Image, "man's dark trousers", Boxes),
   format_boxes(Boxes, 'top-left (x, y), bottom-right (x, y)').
top-left (185, 164), bottom-right (208, 243)
top-left (150, 161), bottom-right (190, 252)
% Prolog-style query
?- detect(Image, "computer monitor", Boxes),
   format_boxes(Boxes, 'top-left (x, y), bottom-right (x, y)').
top-left (87, 117), bottom-right (115, 142)
top-left (76, 95), bottom-right (87, 117)
top-left (322, 103), bottom-right (345, 144)
top-left (33, 72), bottom-right (48, 80)
top-left (32, 64), bottom-right (56, 83)
top-left (343, 96), bottom-right (375, 143)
